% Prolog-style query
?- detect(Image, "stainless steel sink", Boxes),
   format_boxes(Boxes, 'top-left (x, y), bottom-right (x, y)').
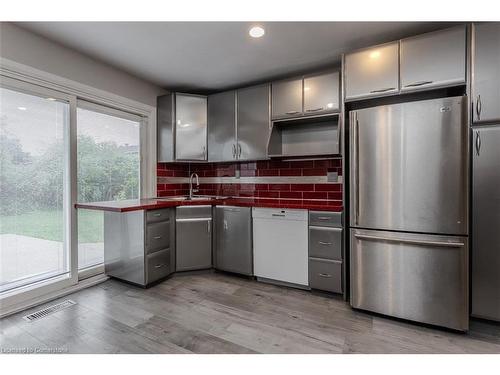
top-left (156, 195), bottom-right (224, 201)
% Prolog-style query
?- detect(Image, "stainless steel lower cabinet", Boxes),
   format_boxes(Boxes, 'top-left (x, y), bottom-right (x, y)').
top-left (146, 248), bottom-right (172, 283)
top-left (104, 208), bottom-right (175, 287)
top-left (350, 228), bottom-right (469, 331)
top-left (176, 206), bottom-right (212, 271)
top-left (214, 206), bottom-right (253, 276)
top-left (309, 257), bottom-right (342, 293)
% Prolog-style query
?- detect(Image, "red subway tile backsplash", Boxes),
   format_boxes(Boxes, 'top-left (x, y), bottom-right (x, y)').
top-left (157, 159), bottom-right (343, 202)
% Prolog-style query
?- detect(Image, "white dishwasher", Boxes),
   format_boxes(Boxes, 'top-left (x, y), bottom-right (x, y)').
top-left (252, 207), bottom-right (308, 287)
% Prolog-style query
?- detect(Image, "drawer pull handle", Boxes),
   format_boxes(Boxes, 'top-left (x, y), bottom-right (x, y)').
top-left (306, 107), bottom-right (324, 112)
top-left (370, 87), bottom-right (396, 93)
top-left (319, 273), bottom-right (332, 278)
top-left (404, 80), bottom-right (433, 87)
top-left (285, 111), bottom-right (300, 115)
top-left (154, 263), bottom-right (165, 269)
top-left (318, 241), bottom-right (332, 246)
top-left (153, 236), bottom-right (162, 240)
top-left (153, 213), bottom-right (162, 217)
top-left (317, 217), bottom-right (331, 220)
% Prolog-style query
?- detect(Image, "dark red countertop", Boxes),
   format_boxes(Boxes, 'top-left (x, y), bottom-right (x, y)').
top-left (75, 196), bottom-right (343, 213)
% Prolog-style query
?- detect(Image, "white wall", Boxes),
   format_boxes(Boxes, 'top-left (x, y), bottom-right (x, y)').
top-left (0, 22), bottom-right (166, 106)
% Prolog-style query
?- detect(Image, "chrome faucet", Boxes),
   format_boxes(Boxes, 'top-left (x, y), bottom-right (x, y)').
top-left (189, 173), bottom-right (199, 200)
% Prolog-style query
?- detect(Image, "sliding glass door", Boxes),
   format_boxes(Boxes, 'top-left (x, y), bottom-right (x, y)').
top-left (0, 83), bottom-right (73, 294)
top-left (76, 101), bottom-right (142, 271)
top-left (0, 75), bottom-right (149, 314)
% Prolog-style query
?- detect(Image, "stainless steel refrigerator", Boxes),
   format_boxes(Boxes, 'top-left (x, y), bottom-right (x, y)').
top-left (349, 96), bottom-right (469, 331)
top-left (472, 125), bottom-right (500, 322)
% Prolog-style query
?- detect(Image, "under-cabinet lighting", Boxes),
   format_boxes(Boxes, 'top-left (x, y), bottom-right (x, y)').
top-left (17, 106), bottom-right (27, 111)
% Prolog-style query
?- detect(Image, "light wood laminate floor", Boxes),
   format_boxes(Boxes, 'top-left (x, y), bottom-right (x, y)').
top-left (1, 272), bottom-right (500, 354)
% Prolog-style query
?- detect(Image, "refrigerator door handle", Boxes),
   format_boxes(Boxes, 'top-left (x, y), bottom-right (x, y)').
top-left (354, 233), bottom-right (465, 248)
top-left (354, 113), bottom-right (360, 225)
top-left (475, 130), bottom-right (481, 156)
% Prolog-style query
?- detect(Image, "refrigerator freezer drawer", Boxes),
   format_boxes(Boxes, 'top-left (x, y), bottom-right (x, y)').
top-left (350, 228), bottom-right (469, 331)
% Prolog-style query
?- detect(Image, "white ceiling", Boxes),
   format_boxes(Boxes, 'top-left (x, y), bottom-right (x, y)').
top-left (17, 22), bottom-right (457, 93)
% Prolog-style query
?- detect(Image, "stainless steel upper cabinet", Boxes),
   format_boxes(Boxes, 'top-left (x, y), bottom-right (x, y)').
top-left (400, 26), bottom-right (466, 92)
top-left (237, 84), bottom-right (271, 160)
top-left (473, 23), bottom-right (500, 123)
top-left (208, 91), bottom-right (236, 162)
top-left (175, 94), bottom-right (207, 161)
top-left (303, 72), bottom-right (340, 114)
top-left (271, 78), bottom-right (303, 119)
top-left (350, 97), bottom-right (468, 235)
top-left (157, 94), bottom-right (175, 162)
top-left (344, 41), bottom-right (399, 101)
top-left (472, 125), bottom-right (500, 321)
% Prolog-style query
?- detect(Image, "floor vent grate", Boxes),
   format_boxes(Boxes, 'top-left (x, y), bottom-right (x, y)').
top-left (23, 300), bottom-right (76, 322)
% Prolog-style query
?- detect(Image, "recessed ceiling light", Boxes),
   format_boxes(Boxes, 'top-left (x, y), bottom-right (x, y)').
top-left (17, 106), bottom-right (27, 111)
top-left (249, 26), bottom-right (265, 38)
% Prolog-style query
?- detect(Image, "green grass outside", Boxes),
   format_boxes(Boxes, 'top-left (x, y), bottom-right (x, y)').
top-left (0, 209), bottom-right (103, 243)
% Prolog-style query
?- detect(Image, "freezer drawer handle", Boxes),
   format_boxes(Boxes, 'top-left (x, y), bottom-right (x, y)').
top-left (319, 273), bottom-right (332, 278)
top-left (404, 80), bottom-right (433, 88)
top-left (354, 234), bottom-right (465, 248)
top-left (370, 87), bottom-right (396, 93)
top-left (318, 241), bottom-right (333, 246)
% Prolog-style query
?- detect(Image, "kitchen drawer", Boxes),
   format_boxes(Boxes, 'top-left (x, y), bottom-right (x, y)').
top-left (309, 226), bottom-right (342, 260)
top-left (146, 248), bottom-right (172, 284)
top-left (309, 257), bottom-right (342, 293)
top-left (309, 211), bottom-right (342, 227)
top-left (146, 221), bottom-right (171, 254)
top-left (146, 208), bottom-right (171, 223)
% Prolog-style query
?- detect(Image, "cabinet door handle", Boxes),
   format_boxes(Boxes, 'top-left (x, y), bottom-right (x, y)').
top-left (476, 95), bottom-right (482, 120)
top-left (475, 131), bottom-right (481, 156)
top-left (370, 87), bottom-right (396, 93)
top-left (318, 241), bottom-right (333, 246)
top-left (154, 263), bottom-right (165, 269)
top-left (317, 216), bottom-right (331, 221)
top-left (285, 111), bottom-right (300, 115)
top-left (202, 145), bottom-right (207, 159)
top-left (232, 144), bottom-right (236, 158)
top-left (237, 143), bottom-right (242, 158)
top-left (404, 80), bottom-right (433, 88)
top-left (153, 236), bottom-right (162, 240)
top-left (207, 221), bottom-right (211, 234)
top-left (306, 107), bottom-right (324, 112)
top-left (319, 273), bottom-right (332, 278)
